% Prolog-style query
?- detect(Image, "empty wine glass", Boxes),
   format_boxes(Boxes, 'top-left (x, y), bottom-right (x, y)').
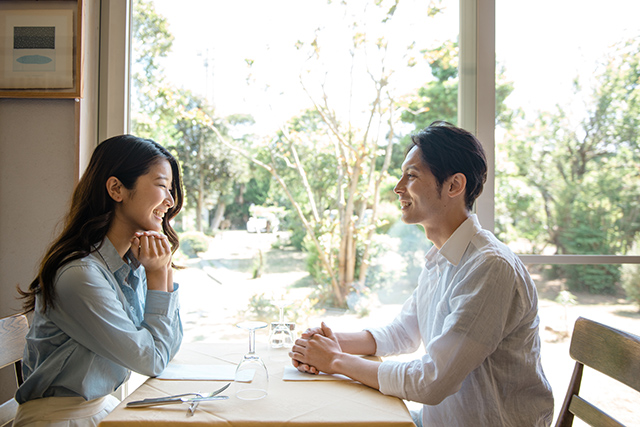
top-left (269, 299), bottom-right (295, 348)
top-left (235, 321), bottom-right (269, 400)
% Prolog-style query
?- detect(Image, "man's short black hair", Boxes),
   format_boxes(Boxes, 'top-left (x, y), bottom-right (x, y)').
top-left (408, 121), bottom-right (488, 211)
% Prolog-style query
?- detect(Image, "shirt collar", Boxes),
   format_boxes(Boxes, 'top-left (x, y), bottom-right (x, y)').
top-left (436, 214), bottom-right (482, 267)
top-left (95, 237), bottom-right (140, 273)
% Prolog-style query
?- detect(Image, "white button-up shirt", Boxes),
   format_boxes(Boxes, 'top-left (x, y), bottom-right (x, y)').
top-left (368, 215), bottom-right (554, 426)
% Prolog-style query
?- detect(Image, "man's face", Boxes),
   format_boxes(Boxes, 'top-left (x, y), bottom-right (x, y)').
top-left (393, 146), bottom-right (445, 229)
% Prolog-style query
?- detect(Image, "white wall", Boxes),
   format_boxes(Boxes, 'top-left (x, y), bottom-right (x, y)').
top-left (0, 0), bottom-right (101, 403)
top-left (0, 100), bottom-right (77, 315)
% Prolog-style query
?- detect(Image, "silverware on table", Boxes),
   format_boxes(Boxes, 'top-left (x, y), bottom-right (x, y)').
top-left (126, 395), bottom-right (230, 408)
top-left (187, 401), bottom-right (198, 417)
top-left (126, 383), bottom-right (231, 409)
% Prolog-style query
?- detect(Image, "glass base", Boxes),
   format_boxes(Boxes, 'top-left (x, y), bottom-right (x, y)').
top-left (236, 388), bottom-right (268, 400)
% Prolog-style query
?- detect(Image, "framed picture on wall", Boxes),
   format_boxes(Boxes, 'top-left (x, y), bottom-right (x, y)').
top-left (0, 0), bottom-right (83, 99)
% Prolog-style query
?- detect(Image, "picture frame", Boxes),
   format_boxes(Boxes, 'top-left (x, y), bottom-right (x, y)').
top-left (0, 0), bottom-right (83, 99)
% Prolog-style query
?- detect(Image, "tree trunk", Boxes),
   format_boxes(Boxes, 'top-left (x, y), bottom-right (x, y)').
top-left (340, 157), bottom-right (362, 297)
top-left (210, 201), bottom-right (226, 230)
top-left (195, 173), bottom-right (205, 232)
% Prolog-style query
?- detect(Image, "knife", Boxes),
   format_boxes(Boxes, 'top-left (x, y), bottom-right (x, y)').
top-left (126, 395), bottom-right (229, 408)
top-left (126, 382), bottom-right (231, 408)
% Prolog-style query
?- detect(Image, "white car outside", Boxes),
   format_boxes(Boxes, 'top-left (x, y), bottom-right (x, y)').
top-left (246, 215), bottom-right (279, 233)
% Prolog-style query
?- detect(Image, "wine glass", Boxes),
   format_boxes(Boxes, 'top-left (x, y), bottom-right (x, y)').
top-left (269, 299), bottom-right (295, 348)
top-left (235, 321), bottom-right (269, 400)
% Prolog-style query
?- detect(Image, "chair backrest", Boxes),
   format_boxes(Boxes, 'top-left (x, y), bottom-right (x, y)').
top-left (0, 313), bottom-right (28, 427)
top-left (555, 316), bottom-right (640, 427)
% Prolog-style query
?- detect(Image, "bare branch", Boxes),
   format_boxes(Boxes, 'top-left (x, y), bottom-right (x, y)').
top-left (280, 127), bottom-right (321, 222)
top-left (209, 123), bottom-right (345, 306)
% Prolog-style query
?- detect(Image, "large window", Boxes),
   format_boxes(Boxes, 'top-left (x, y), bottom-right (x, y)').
top-left (495, 0), bottom-right (640, 292)
top-left (102, 0), bottom-right (640, 421)
top-left (128, 0), bottom-right (464, 341)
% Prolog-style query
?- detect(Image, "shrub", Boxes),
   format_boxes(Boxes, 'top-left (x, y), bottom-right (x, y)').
top-left (179, 231), bottom-right (209, 258)
top-left (562, 264), bottom-right (621, 294)
top-left (622, 263), bottom-right (640, 310)
top-left (243, 292), bottom-right (319, 326)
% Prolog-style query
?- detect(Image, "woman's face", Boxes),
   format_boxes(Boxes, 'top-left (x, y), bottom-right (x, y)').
top-left (117, 159), bottom-right (175, 233)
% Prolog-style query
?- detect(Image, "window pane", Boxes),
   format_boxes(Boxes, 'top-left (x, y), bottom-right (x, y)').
top-left (495, 0), bottom-right (640, 259)
top-left (131, 0), bottom-right (459, 342)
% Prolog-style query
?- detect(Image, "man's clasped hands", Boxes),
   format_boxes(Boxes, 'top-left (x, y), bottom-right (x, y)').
top-left (289, 322), bottom-right (341, 375)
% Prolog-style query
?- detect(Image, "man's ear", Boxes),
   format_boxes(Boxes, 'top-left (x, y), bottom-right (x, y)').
top-left (106, 176), bottom-right (124, 202)
top-left (447, 173), bottom-right (467, 198)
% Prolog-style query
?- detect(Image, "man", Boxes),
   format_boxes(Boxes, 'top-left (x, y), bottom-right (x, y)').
top-left (289, 121), bottom-right (554, 426)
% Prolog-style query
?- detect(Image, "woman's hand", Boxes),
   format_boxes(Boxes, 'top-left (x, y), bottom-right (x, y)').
top-left (130, 231), bottom-right (172, 291)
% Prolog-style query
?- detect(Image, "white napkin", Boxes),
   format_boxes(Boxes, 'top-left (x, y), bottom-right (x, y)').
top-left (282, 365), bottom-right (351, 381)
top-left (156, 364), bottom-right (253, 381)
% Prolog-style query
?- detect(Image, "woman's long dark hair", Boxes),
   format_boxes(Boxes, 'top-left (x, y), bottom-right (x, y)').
top-left (18, 135), bottom-right (184, 313)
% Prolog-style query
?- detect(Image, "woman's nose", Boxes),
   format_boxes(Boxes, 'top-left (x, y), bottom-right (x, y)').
top-left (165, 191), bottom-right (175, 208)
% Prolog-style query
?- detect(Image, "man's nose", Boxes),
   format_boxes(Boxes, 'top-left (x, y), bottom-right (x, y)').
top-left (393, 178), bottom-right (404, 195)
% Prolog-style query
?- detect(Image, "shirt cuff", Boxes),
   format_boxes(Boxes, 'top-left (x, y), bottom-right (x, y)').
top-left (377, 360), bottom-right (406, 398)
top-left (364, 327), bottom-right (391, 356)
top-left (146, 285), bottom-right (180, 317)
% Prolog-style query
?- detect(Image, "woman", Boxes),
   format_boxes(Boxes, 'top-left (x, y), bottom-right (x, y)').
top-left (14, 135), bottom-right (184, 426)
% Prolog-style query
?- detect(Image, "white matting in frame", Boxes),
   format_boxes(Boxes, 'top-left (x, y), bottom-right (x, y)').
top-left (0, 9), bottom-right (73, 89)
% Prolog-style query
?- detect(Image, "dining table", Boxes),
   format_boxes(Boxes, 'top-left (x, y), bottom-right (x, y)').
top-left (99, 340), bottom-right (415, 426)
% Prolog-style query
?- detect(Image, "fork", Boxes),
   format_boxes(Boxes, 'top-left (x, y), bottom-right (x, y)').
top-left (186, 383), bottom-right (231, 417)
top-left (127, 383), bottom-right (231, 408)
top-left (187, 401), bottom-right (199, 417)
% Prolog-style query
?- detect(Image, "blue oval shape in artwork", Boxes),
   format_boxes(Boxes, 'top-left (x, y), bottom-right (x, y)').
top-left (16, 55), bottom-right (52, 65)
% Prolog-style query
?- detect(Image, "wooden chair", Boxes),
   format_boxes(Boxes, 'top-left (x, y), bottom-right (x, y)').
top-left (0, 313), bottom-right (28, 427)
top-left (555, 316), bottom-right (640, 427)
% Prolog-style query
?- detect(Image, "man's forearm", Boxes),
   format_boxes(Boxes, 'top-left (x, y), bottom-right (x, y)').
top-left (333, 352), bottom-right (380, 389)
top-left (335, 330), bottom-right (377, 355)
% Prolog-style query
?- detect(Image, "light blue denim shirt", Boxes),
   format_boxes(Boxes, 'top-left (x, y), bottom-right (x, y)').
top-left (16, 238), bottom-right (182, 403)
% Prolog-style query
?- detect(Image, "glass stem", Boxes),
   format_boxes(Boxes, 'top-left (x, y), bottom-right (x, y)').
top-left (279, 306), bottom-right (285, 323)
top-left (248, 329), bottom-right (256, 355)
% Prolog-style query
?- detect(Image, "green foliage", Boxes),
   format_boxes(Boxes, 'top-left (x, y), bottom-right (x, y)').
top-left (131, 0), bottom-right (177, 145)
top-left (245, 293), bottom-right (277, 322)
top-left (304, 234), bottom-right (332, 292)
top-left (132, 0), bottom-right (173, 83)
top-left (400, 41), bottom-right (459, 128)
top-left (252, 250), bottom-right (264, 279)
top-left (377, 140), bottom-right (408, 187)
top-left (132, 1), bottom-right (259, 234)
top-left (399, 40), bottom-right (515, 130)
top-left (622, 263), bottom-right (640, 310)
top-left (169, 94), bottom-right (249, 232)
top-left (178, 231), bottom-right (209, 258)
top-left (561, 264), bottom-right (621, 294)
top-left (496, 37), bottom-right (640, 293)
top-left (373, 200), bottom-right (399, 234)
top-left (287, 218), bottom-right (307, 251)
top-left (243, 292), bottom-right (319, 325)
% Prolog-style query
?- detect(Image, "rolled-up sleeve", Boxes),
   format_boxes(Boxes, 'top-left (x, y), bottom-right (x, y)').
top-left (369, 257), bottom-right (526, 406)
